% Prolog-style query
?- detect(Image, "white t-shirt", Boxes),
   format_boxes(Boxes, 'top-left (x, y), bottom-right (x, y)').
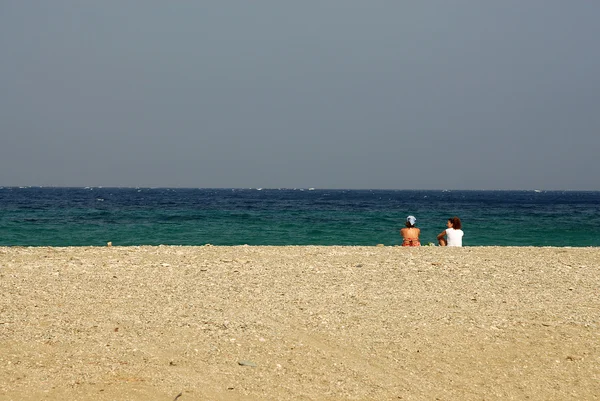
top-left (446, 228), bottom-right (464, 247)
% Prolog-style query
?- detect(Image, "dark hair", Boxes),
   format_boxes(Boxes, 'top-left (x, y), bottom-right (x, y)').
top-left (405, 221), bottom-right (415, 228)
top-left (449, 216), bottom-right (462, 230)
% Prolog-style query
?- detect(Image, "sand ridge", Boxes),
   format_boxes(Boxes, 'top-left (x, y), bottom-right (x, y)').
top-left (1, 246), bottom-right (599, 400)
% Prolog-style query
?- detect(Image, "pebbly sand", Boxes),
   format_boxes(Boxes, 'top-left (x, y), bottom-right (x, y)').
top-left (1, 246), bottom-right (599, 401)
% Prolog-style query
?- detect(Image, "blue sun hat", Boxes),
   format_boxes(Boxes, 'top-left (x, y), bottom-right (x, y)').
top-left (406, 215), bottom-right (416, 225)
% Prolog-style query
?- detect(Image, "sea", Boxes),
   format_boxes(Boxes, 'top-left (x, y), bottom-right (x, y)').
top-left (0, 187), bottom-right (599, 247)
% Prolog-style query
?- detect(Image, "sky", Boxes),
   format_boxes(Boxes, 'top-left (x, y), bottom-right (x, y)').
top-left (1, 1), bottom-right (599, 190)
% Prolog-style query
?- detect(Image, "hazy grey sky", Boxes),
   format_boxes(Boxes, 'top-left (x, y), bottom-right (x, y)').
top-left (1, 1), bottom-right (599, 189)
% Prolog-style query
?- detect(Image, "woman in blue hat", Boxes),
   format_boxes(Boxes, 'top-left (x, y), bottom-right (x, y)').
top-left (400, 215), bottom-right (421, 246)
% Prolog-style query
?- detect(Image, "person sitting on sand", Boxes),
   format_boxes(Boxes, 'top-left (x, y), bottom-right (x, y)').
top-left (437, 216), bottom-right (464, 247)
top-left (401, 215), bottom-right (421, 246)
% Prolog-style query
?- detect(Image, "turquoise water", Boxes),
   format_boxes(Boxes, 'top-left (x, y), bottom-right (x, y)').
top-left (1, 187), bottom-right (599, 247)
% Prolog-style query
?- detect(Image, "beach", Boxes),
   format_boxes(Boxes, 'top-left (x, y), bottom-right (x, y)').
top-left (1, 245), bottom-right (599, 400)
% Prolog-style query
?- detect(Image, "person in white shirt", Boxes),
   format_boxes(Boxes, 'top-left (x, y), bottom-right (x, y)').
top-left (437, 216), bottom-right (464, 247)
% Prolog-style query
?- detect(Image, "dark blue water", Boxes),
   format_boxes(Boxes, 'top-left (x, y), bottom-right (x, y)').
top-left (1, 187), bottom-right (599, 246)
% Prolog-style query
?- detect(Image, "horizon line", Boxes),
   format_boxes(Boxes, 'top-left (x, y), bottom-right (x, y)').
top-left (1, 186), bottom-right (598, 192)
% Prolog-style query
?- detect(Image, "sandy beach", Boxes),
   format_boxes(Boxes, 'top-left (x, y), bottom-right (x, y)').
top-left (1, 246), bottom-right (598, 400)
